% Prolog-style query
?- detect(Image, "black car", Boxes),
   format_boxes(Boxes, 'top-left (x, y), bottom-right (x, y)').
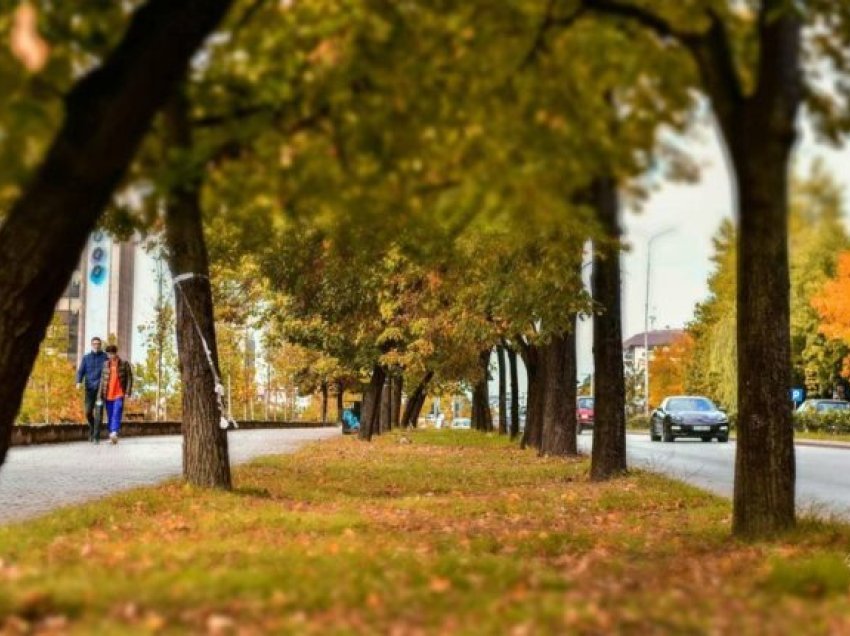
top-left (650, 396), bottom-right (729, 443)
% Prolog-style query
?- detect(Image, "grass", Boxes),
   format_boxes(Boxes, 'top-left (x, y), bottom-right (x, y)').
top-left (2, 430), bottom-right (850, 634)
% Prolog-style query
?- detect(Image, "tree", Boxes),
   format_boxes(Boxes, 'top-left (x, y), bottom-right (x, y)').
top-left (0, 0), bottom-right (234, 469)
top-left (577, 0), bottom-right (850, 538)
top-left (163, 94), bottom-right (231, 489)
top-left (134, 294), bottom-right (180, 421)
top-left (648, 333), bottom-right (694, 407)
top-left (496, 346), bottom-right (508, 435)
top-left (590, 178), bottom-right (627, 479)
top-left (19, 314), bottom-right (82, 424)
top-left (811, 254), bottom-right (850, 365)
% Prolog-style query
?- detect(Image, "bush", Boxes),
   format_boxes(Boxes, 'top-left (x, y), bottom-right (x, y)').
top-left (793, 410), bottom-right (850, 435)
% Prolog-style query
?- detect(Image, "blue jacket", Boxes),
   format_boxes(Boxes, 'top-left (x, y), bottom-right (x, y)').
top-left (76, 351), bottom-right (108, 391)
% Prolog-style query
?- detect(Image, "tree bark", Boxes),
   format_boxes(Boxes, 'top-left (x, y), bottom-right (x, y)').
top-left (507, 346), bottom-right (520, 440)
top-left (336, 380), bottom-right (345, 422)
top-left (590, 177), bottom-right (627, 480)
top-left (359, 365), bottom-right (386, 441)
top-left (409, 392), bottom-right (426, 428)
top-left (320, 381), bottom-right (328, 424)
top-left (540, 328), bottom-right (578, 457)
top-left (379, 377), bottom-right (392, 433)
top-left (402, 371), bottom-right (433, 427)
top-left (729, 116), bottom-right (797, 536)
top-left (164, 95), bottom-right (231, 490)
top-left (497, 346), bottom-right (508, 435)
top-left (391, 374), bottom-right (403, 428)
top-left (520, 342), bottom-right (544, 450)
top-left (471, 349), bottom-right (494, 432)
top-left (0, 0), bottom-right (233, 468)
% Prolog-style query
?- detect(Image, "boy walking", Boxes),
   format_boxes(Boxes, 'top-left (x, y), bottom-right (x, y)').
top-left (75, 337), bottom-right (107, 442)
top-left (99, 345), bottom-right (133, 445)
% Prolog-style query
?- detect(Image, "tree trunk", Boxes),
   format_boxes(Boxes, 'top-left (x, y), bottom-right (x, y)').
top-left (0, 0), bottom-right (233, 468)
top-left (402, 371), bottom-right (433, 427)
top-left (497, 346), bottom-right (508, 435)
top-left (391, 374), bottom-right (403, 428)
top-left (379, 377), bottom-right (392, 433)
top-left (359, 365), bottom-right (386, 442)
top-left (540, 328), bottom-right (578, 457)
top-left (320, 381), bottom-right (328, 424)
top-left (508, 347), bottom-right (520, 440)
top-left (590, 177), bottom-right (627, 481)
top-left (164, 95), bottom-right (231, 490)
top-left (336, 380), bottom-right (344, 422)
top-left (729, 121), bottom-right (797, 537)
top-left (520, 342), bottom-right (544, 450)
top-left (471, 349), bottom-right (494, 432)
top-left (409, 391), bottom-right (426, 428)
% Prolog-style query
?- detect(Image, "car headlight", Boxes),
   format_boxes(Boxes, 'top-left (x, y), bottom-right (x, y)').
top-left (670, 415), bottom-right (684, 423)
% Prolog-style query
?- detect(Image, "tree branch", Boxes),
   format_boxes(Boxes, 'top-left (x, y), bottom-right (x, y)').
top-left (521, 0), bottom-right (586, 69)
top-left (580, 0), bottom-right (744, 135)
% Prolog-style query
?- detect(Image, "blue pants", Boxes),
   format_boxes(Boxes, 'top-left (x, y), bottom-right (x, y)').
top-left (105, 397), bottom-right (124, 434)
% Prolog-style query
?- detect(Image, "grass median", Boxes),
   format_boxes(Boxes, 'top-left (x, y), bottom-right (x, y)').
top-left (2, 429), bottom-right (850, 634)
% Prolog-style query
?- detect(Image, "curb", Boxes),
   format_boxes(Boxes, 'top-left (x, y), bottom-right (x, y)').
top-left (627, 430), bottom-right (850, 450)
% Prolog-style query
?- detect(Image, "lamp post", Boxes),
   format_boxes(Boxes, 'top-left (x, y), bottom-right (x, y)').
top-left (644, 228), bottom-right (674, 414)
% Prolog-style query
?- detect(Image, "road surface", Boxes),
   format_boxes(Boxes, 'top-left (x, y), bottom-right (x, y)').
top-left (0, 427), bottom-right (340, 524)
top-left (579, 433), bottom-right (850, 517)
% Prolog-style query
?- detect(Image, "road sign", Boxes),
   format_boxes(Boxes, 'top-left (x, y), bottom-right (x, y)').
top-left (790, 388), bottom-right (804, 404)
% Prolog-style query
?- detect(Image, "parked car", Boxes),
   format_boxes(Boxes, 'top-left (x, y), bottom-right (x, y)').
top-left (452, 417), bottom-right (471, 429)
top-left (796, 399), bottom-right (850, 414)
top-left (577, 396), bottom-right (594, 434)
top-left (650, 395), bottom-right (729, 443)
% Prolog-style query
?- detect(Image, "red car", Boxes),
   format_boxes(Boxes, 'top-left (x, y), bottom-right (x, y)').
top-left (577, 396), bottom-right (594, 434)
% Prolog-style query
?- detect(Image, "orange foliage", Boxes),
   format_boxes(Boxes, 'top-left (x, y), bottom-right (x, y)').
top-left (648, 333), bottom-right (694, 408)
top-left (812, 252), bottom-right (850, 343)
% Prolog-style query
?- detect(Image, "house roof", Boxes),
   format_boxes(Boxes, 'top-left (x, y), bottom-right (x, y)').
top-left (623, 329), bottom-right (685, 350)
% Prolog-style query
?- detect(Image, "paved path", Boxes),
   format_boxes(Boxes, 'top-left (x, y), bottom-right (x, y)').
top-left (0, 428), bottom-right (340, 524)
top-left (579, 433), bottom-right (850, 518)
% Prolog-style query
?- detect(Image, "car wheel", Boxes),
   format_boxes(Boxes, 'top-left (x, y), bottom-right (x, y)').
top-left (662, 424), bottom-right (674, 443)
top-left (717, 435), bottom-right (729, 443)
top-left (650, 421), bottom-right (661, 442)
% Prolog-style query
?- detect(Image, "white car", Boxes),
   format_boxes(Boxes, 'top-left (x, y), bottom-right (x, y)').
top-left (452, 417), bottom-right (471, 429)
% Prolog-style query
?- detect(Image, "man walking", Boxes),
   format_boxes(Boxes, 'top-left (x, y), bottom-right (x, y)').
top-left (100, 345), bottom-right (133, 445)
top-left (75, 337), bottom-right (107, 443)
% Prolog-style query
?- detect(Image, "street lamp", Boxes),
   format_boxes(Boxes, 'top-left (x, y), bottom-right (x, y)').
top-left (644, 228), bottom-right (675, 414)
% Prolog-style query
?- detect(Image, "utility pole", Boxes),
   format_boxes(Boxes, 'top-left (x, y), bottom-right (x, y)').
top-left (644, 228), bottom-right (674, 414)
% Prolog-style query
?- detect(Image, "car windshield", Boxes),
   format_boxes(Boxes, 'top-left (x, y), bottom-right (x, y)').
top-left (666, 397), bottom-right (715, 413)
top-left (577, 398), bottom-right (594, 409)
top-left (816, 401), bottom-right (850, 413)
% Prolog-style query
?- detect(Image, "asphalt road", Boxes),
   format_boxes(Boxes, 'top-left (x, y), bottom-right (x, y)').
top-left (578, 432), bottom-right (850, 518)
top-left (0, 427), bottom-right (340, 524)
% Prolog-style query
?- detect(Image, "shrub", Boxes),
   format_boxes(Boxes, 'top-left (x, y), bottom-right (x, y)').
top-left (793, 410), bottom-right (850, 435)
